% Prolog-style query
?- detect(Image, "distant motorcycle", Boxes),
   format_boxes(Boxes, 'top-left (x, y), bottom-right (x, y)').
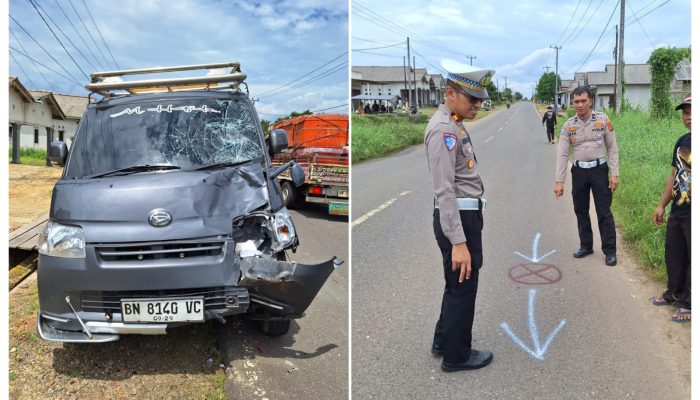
top-left (506, 102), bottom-right (511, 109)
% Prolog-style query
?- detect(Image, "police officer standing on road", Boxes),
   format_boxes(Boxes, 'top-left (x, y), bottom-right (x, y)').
top-left (425, 59), bottom-right (494, 372)
top-left (542, 105), bottom-right (557, 144)
top-left (554, 85), bottom-right (620, 266)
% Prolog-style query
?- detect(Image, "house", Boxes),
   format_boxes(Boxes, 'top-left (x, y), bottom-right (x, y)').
top-left (9, 77), bottom-right (88, 156)
top-left (351, 66), bottom-right (444, 111)
top-left (564, 59), bottom-right (691, 111)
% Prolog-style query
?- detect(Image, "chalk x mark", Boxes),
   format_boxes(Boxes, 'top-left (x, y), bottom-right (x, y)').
top-left (500, 289), bottom-right (566, 360)
top-left (352, 191), bottom-right (411, 227)
top-left (514, 233), bottom-right (556, 262)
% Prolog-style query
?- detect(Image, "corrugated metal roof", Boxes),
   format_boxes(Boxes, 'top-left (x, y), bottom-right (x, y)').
top-left (353, 66), bottom-right (433, 83)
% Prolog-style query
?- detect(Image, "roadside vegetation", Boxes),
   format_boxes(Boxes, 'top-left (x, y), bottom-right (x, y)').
top-left (351, 107), bottom-right (493, 163)
top-left (8, 147), bottom-right (48, 166)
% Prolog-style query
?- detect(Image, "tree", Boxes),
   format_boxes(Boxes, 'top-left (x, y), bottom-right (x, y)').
top-left (648, 47), bottom-right (691, 119)
top-left (536, 72), bottom-right (561, 102)
top-left (273, 109), bottom-right (313, 125)
top-left (503, 88), bottom-right (513, 101)
top-left (260, 119), bottom-right (271, 133)
top-left (513, 92), bottom-right (523, 101)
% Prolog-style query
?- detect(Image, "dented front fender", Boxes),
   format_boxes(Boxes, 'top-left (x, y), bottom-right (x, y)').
top-left (239, 257), bottom-right (341, 316)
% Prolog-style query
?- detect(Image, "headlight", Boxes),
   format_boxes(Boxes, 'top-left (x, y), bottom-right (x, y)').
top-left (271, 208), bottom-right (297, 250)
top-left (38, 221), bottom-right (86, 258)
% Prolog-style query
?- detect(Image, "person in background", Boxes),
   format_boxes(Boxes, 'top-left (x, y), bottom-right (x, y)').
top-left (542, 105), bottom-right (557, 144)
top-left (651, 93), bottom-right (691, 323)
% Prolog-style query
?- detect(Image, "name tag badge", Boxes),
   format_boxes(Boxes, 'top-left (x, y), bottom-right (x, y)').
top-left (467, 159), bottom-right (475, 169)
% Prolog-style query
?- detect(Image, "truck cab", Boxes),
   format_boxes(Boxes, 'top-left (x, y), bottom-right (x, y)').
top-left (36, 62), bottom-right (340, 342)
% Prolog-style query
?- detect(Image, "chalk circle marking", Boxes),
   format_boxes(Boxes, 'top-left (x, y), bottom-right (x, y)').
top-left (509, 263), bottom-right (562, 285)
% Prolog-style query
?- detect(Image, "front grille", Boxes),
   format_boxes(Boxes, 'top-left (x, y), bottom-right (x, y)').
top-left (79, 287), bottom-right (249, 313)
top-left (95, 239), bottom-right (225, 262)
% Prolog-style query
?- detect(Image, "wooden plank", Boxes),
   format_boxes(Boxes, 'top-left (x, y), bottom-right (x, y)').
top-left (9, 213), bottom-right (49, 250)
top-left (9, 253), bottom-right (38, 290)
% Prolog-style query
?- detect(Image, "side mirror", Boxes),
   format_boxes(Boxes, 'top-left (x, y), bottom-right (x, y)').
top-left (49, 141), bottom-right (68, 166)
top-left (291, 163), bottom-right (305, 187)
top-left (269, 129), bottom-right (289, 155)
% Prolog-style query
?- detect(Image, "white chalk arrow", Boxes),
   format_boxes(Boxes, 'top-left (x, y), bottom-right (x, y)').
top-left (500, 289), bottom-right (566, 360)
top-left (514, 233), bottom-right (556, 263)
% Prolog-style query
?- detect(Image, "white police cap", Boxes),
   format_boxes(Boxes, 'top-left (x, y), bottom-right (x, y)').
top-left (441, 59), bottom-right (495, 99)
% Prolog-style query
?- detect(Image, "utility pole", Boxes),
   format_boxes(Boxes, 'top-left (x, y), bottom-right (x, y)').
top-left (550, 45), bottom-right (562, 112)
top-left (413, 56), bottom-right (418, 110)
top-left (466, 55), bottom-right (476, 66)
top-left (406, 37), bottom-right (412, 108)
top-left (403, 56), bottom-right (408, 106)
top-left (543, 66), bottom-right (551, 73)
top-left (613, 25), bottom-right (618, 112)
top-left (616, 1), bottom-right (625, 113)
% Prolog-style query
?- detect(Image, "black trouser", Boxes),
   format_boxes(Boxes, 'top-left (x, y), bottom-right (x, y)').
top-left (571, 163), bottom-right (616, 255)
top-left (432, 208), bottom-right (484, 364)
top-left (546, 126), bottom-right (555, 142)
top-left (661, 216), bottom-right (691, 309)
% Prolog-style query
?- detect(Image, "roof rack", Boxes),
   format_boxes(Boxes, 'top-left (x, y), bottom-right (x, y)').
top-left (86, 61), bottom-right (247, 96)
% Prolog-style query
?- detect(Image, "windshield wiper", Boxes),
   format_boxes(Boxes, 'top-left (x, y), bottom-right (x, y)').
top-left (83, 164), bottom-right (181, 179)
top-left (193, 160), bottom-right (252, 171)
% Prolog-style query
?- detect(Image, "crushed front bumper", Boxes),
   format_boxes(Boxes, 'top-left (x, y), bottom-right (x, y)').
top-left (37, 252), bottom-right (341, 343)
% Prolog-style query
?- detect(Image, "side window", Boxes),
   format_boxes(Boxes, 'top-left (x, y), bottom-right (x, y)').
top-left (34, 129), bottom-right (39, 144)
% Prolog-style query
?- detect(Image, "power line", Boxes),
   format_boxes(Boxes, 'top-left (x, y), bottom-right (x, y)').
top-left (9, 27), bottom-right (54, 90)
top-left (262, 61), bottom-right (348, 99)
top-left (80, 0), bottom-right (120, 69)
top-left (67, 0), bottom-right (111, 69)
top-left (352, 42), bottom-right (404, 51)
top-left (571, 0), bottom-right (620, 73)
top-left (558, 0), bottom-right (596, 45)
top-left (9, 15), bottom-right (83, 84)
top-left (28, 0), bottom-right (90, 80)
top-left (626, 0), bottom-right (656, 48)
top-left (29, 0), bottom-right (95, 71)
top-left (53, 0), bottom-right (105, 70)
top-left (9, 45), bottom-right (85, 88)
top-left (9, 51), bottom-right (39, 88)
top-left (258, 104), bottom-right (348, 117)
top-left (256, 52), bottom-right (348, 97)
top-left (553, 0), bottom-right (583, 46)
top-left (561, 0), bottom-right (607, 46)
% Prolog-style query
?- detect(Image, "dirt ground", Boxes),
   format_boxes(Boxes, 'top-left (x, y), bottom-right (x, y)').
top-left (9, 163), bottom-right (63, 232)
top-left (8, 163), bottom-right (226, 399)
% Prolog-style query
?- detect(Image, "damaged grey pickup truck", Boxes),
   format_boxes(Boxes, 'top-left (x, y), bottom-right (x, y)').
top-left (36, 62), bottom-right (341, 343)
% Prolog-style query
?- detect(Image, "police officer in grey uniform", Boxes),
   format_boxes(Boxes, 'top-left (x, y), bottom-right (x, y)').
top-left (425, 59), bottom-right (494, 372)
top-left (554, 85), bottom-right (620, 266)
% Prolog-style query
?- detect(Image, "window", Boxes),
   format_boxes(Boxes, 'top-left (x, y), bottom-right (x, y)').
top-left (59, 131), bottom-right (64, 141)
top-left (34, 129), bottom-right (39, 144)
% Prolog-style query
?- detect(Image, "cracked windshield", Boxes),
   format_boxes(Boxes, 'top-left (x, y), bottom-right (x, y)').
top-left (66, 98), bottom-right (263, 177)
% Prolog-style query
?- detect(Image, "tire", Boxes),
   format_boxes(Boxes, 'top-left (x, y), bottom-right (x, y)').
top-left (281, 181), bottom-right (299, 209)
top-left (258, 319), bottom-right (290, 336)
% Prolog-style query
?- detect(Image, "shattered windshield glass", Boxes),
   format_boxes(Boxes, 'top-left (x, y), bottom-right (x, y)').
top-left (65, 97), bottom-right (264, 178)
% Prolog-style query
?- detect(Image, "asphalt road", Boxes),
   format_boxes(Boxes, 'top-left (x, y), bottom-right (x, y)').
top-left (351, 102), bottom-right (690, 399)
top-left (217, 203), bottom-right (349, 399)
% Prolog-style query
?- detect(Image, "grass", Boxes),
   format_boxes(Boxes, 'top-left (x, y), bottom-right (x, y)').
top-left (352, 106), bottom-right (494, 163)
top-left (608, 110), bottom-right (686, 279)
top-left (8, 147), bottom-right (49, 166)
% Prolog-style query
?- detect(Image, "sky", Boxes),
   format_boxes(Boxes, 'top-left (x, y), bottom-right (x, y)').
top-left (7, 0), bottom-right (349, 120)
top-left (351, 0), bottom-right (692, 99)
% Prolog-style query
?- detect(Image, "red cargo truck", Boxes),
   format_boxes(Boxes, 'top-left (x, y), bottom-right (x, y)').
top-left (271, 114), bottom-right (349, 215)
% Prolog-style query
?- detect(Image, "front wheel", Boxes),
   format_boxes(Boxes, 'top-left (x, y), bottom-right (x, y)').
top-left (258, 319), bottom-right (291, 336)
top-left (281, 181), bottom-right (300, 209)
